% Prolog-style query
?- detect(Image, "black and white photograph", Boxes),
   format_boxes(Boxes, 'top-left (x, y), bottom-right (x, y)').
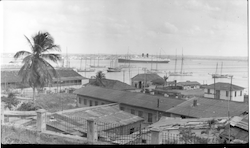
top-left (1, 0), bottom-right (249, 145)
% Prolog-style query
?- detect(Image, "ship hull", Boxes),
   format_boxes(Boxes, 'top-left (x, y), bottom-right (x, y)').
top-left (118, 58), bottom-right (170, 63)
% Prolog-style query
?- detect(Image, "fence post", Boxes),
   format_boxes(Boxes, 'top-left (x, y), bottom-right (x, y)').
top-left (1, 103), bottom-right (5, 124)
top-left (87, 118), bottom-right (98, 143)
top-left (36, 109), bottom-right (47, 132)
top-left (151, 128), bottom-right (162, 144)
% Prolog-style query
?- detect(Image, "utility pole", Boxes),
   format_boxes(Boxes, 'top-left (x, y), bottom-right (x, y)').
top-left (228, 75), bottom-right (233, 143)
top-left (214, 76), bottom-right (216, 99)
top-left (123, 70), bottom-right (125, 83)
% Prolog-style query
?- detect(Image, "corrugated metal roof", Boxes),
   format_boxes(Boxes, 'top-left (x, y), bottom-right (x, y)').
top-left (131, 73), bottom-right (163, 81)
top-left (74, 86), bottom-right (185, 112)
top-left (231, 115), bottom-right (249, 131)
top-left (203, 82), bottom-right (244, 91)
top-left (88, 79), bottom-right (136, 90)
top-left (148, 117), bottom-right (228, 130)
top-left (166, 97), bottom-right (248, 118)
top-left (63, 104), bottom-right (143, 126)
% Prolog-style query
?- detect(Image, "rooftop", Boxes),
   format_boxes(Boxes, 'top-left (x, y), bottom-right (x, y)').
top-left (166, 97), bottom-right (248, 118)
top-left (131, 73), bottom-right (163, 82)
top-left (177, 81), bottom-right (200, 86)
top-left (148, 117), bottom-right (228, 131)
top-left (74, 86), bottom-right (185, 112)
top-left (88, 79), bottom-right (136, 90)
top-left (1, 68), bottom-right (87, 84)
top-left (203, 82), bottom-right (244, 91)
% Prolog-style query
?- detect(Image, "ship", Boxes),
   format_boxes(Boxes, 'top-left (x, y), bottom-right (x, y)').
top-left (211, 62), bottom-right (228, 78)
top-left (169, 49), bottom-right (193, 76)
top-left (118, 53), bottom-right (170, 63)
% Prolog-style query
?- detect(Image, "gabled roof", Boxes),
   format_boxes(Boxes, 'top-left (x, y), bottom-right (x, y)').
top-left (131, 73), bottom-right (163, 82)
top-left (74, 86), bottom-right (185, 112)
top-left (203, 82), bottom-right (244, 91)
top-left (46, 104), bottom-right (144, 135)
top-left (61, 103), bottom-right (143, 125)
top-left (88, 79), bottom-right (136, 90)
top-left (177, 81), bottom-right (200, 86)
top-left (1, 68), bottom-right (87, 84)
top-left (166, 97), bottom-right (248, 118)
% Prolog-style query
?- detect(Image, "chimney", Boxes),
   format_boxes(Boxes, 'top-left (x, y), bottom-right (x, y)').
top-left (157, 99), bottom-right (160, 108)
top-left (174, 80), bottom-right (177, 87)
top-left (193, 99), bottom-right (197, 107)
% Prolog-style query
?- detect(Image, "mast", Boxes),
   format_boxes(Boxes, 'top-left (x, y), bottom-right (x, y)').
top-left (180, 48), bottom-right (183, 74)
top-left (215, 63), bottom-right (218, 74)
top-left (221, 62), bottom-right (223, 75)
top-left (174, 49), bottom-right (177, 73)
top-left (80, 58), bottom-right (82, 70)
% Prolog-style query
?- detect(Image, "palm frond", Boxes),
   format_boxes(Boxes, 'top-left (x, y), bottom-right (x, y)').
top-left (43, 44), bottom-right (61, 52)
top-left (40, 54), bottom-right (61, 63)
top-left (13, 51), bottom-right (31, 59)
top-left (24, 35), bottom-right (34, 51)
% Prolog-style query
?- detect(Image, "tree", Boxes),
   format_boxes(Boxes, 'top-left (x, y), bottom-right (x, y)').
top-left (14, 31), bottom-right (61, 104)
top-left (1, 92), bottom-right (20, 110)
top-left (95, 71), bottom-right (106, 87)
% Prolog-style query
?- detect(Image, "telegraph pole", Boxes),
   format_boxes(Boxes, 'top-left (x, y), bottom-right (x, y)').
top-left (228, 75), bottom-right (233, 142)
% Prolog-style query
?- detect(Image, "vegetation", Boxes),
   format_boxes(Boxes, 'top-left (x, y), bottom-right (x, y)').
top-left (179, 128), bottom-right (210, 144)
top-left (1, 93), bottom-right (20, 110)
top-left (17, 102), bottom-right (42, 111)
top-left (94, 71), bottom-right (106, 87)
top-left (13, 31), bottom-right (61, 105)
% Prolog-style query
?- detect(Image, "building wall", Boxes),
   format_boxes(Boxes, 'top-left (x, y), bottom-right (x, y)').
top-left (204, 88), bottom-right (244, 102)
top-left (104, 121), bottom-right (142, 135)
top-left (77, 95), bottom-right (170, 125)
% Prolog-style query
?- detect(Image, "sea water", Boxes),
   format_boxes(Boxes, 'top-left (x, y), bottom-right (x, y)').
top-left (1, 56), bottom-right (248, 94)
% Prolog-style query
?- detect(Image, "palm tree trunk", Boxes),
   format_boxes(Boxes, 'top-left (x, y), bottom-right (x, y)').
top-left (32, 86), bottom-right (35, 104)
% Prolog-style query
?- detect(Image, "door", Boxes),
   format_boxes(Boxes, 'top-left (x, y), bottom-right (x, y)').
top-left (216, 90), bottom-right (220, 99)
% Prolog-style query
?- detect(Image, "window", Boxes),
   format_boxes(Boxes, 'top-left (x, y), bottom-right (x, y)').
top-left (79, 98), bottom-right (82, 104)
top-left (235, 91), bottom-right (237, 97)
top-left (95, 101), bottom-right (98, 106)
top-left (226, 91), bottom-right (229, 97)
top-left (89, 100), bottom-right (92, 106)
top-left (120, 107), bottom-right (124, 111)
top-left (130, 128), bottom-right (135, 134)
top-left (84, 99), bottom-right (87, 105)
top-left (240, 91), bottom-right (242, 96)
top-left (208, 89), bottom-right (210, 94)
top-left (138, 111), bottom-right (143, 117)
top-left (148, 113), bottom-right (153, 123)
top-left (131, 109), bottom-right (135, 115)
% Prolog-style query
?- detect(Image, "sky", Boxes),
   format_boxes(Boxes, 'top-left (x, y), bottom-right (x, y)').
top-left (2, 0), bottom-right (248, 57)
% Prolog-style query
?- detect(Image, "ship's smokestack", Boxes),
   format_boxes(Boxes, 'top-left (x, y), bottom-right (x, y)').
top-left (142, 53), bottom-right (144, 57)
top-left (146, 53), bottom-right (149, 58)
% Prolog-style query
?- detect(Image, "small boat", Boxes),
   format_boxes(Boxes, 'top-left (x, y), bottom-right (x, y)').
top-left (77, 58), bottom-right (95, 72)
top-left (77, 68), bottom-right (95, 72)
top-left (211, 62), bottom-right (227, 78)
top-left (107, 67), bottom-right (122, 72)
top-left (107, 57), bottom-right (122, 72)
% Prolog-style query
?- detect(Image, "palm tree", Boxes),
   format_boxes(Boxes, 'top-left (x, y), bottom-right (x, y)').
top-left (95, 71), bottom-right (105, 87)
top-left (14, 31), bottom-right (61, 104)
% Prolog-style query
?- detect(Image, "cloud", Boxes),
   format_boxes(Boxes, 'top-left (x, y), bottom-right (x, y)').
top-left (182, 0), bottom-right (220, 12)
top-left (149, 22), bottom-right (178, 34)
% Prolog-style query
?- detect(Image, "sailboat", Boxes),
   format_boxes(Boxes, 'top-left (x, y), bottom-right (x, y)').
top-left (107, 58), bottom-right (122, 72)
top-left (169, 49), bottom-right (192, 76)
top-left (90, 54), bottom-right (106, 68)
top-left (147, 52), bottom-right (163, 74)
top-left (211, 62), bottom-right (228, 78)
top-left (77, 58), bottom-right (95, 72)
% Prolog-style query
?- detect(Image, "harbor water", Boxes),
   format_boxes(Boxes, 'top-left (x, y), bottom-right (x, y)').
top-left (1, 56), bottom-right (248, 94)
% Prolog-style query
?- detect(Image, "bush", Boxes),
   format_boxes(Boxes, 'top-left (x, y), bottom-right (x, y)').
top-left (1, 93), bottom-right (20, 110)
top-left (17, 102), bottom-right (42, 111)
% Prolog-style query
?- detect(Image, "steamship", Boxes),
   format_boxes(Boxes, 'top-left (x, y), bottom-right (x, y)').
top-left (118, 53), bottom-right (170, 63)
